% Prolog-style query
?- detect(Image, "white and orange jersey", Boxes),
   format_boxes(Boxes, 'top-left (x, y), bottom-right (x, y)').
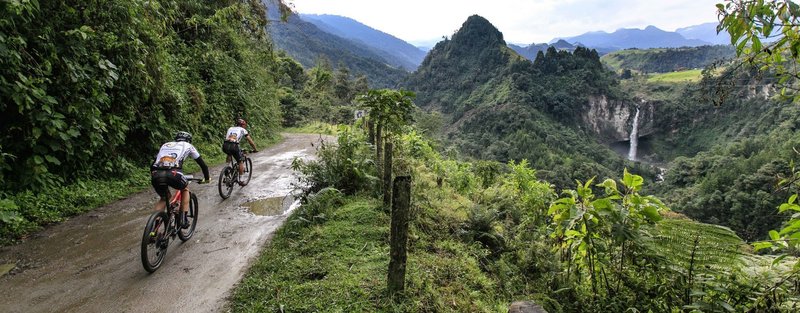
top-left (224, 126), bottom-right (249, 143)
top-left (152, 141), bottom-right (200, 169)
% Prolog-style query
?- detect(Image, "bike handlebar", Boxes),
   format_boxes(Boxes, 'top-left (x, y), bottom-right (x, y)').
top-left (184, 175), bottom-right (204, 182)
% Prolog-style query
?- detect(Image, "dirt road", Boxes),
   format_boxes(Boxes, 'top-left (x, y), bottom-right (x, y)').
top-left (0, 133), bottom-right (330, 313)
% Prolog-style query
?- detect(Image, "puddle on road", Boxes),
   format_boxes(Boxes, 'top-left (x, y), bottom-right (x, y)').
top-left (242, 196), bottom-right (295, 216)
top-left (0, 263), bottom-right (16, 277)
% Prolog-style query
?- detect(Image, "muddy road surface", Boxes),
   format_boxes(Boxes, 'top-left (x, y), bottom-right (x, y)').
top-left (0, 133), bottom-right (332, 313)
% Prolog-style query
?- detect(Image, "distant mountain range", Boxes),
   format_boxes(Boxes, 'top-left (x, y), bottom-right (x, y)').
top-left (676, 22), bottom-right (731, 46)
top-left (261, 0), bottom-right (407, 88)
top-left (264, 1), bottom-right (734, 84)
top-left (555, 25), bottom-right (711, 50)
top-left (497, 23), bottom-right (733, 63)
top-left (299, 14), bottom-right (426, 70)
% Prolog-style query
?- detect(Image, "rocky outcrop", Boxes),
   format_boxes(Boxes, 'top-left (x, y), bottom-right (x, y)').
top-left (582, 95), bottom-right (656, 143)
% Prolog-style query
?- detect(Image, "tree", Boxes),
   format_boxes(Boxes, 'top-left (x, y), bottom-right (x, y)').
top-left (718, 0), bottom-right (800, 266)
top-left (717, 0), bottom-right (800, 97)
top-left (357, 89), bottom-right (416, 135)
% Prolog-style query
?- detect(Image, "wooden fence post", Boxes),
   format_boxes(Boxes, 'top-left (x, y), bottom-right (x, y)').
top-left (367, 119), bottom-right (374, 145)
top-left (388, 175), bottom-right (411, 296)
top-left (383, 141), bottom-right (393, 208)
top-left (376, 123), bottom-right (383, 188)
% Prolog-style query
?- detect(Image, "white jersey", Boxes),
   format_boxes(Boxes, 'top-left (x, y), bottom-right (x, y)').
top-left (152, 141), bottom-right (200, 169)
top-left (224, 126), bottom-right (249, 143)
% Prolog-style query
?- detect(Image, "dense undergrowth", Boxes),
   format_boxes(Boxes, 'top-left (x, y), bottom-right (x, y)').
top-left (0, 0), bottom-right (286, 242)
top-left (232, 125), bottom-right (800, 312)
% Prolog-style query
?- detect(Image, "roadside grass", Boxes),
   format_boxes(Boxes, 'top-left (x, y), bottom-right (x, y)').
top-left (230, 196), bottom-right (505, 312)
top-left (647, 69), bottom-right (703, 83)
top-left (231, 197), bottom-right (390, 312)
top-left (0, 134), bottom-right (282, 245)
top-left (283, 121), bottom-right (340, 135)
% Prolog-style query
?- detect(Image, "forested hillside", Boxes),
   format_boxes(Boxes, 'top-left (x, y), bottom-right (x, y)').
top-left (262, 0), bottom-right (407, 87)
top-left (0, 0), bottom-right (287, 240)
top-left (406, 15), bottom-right (651, 188)
top-left (300, 14), bottom-right (426, 70)
top-left (636, 66), bottom-right (800, 241)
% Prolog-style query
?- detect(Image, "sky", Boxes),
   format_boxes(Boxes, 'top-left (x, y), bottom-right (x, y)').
top-left (291, 0), bottom-right (721, 46)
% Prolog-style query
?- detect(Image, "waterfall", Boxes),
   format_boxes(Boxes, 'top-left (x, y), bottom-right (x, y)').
top-left (628, 107), bottom-right (640, 161)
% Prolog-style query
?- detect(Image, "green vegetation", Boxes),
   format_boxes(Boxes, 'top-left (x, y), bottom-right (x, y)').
top-left (0, 0), bottom-right (285, 242)
top-left (233, 124), bottom-right (800, 312)
top-left (283, 121), bottom-right (339, 135)
top-left (646, 69), bottom-right (704, 83)
top-left (629, 64), bottom-right (799, 241)
top-left (278, 57), bottom-right (369, 128)
top-left (717, 0), bottom-right (800, 98)
top-left (718, 0), bottom-right (800, 252)
top-left (406, 15), bottom-right (652, 190)
top-left (601, 46), bottom-right (735, 73)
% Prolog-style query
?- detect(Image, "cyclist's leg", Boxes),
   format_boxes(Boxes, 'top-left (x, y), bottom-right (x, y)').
top-left (180, 188), bottom-right (190, 213)
top-left (151, 170), bottom-right (170, 211)
top-left (222, 142), bottom-right (233, 164)
top-left (166, 171), bottom-right (190, 225)
top-left (236, 146), bottom-right (245, 176)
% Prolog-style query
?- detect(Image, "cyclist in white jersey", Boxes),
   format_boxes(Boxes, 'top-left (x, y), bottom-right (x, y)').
top-left (151, 131), bottom-right (210, 228)
top-left (222, 118), bottom-right (258, 185)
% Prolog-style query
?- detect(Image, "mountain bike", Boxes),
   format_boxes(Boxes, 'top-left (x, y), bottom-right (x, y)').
top-left (141, 175), bottom-right (201, 273)
top-left (218, 150), bottom-right (253, 199)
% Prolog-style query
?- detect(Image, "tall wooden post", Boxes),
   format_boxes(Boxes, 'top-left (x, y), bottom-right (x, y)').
top-left (367, 119), bottom-right (375, 144)
top-left (375, 122), bottom-right (383, 186)
top-left (383, 141), bottom-right (393, 208)
top-left (388, 176), bottom-right (411, 296)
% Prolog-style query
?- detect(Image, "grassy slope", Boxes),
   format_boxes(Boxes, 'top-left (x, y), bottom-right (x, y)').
top-left (232, 198), bottom-right (390, 312)
top-left (646, 69), bottom-right (703, 83)
top-left (230, 196), bottom-right (503, 312)
top-left (601, 49), bottom-right (667, 71)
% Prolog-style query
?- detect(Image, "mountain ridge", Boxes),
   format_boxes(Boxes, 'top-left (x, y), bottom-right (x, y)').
top-left (555, 25), bottom-right (712, 50)
top-left (406, 14), bottom-right (651, 188)
top-left (262, 0), bottom-right (407, 88)
top-left (300, 14), bottom-right (426, 70)
top-left (676, 22), bottom-right (732, 45)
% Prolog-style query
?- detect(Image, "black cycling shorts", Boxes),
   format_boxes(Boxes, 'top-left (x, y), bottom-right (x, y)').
top-left (151, 169), bottom-right (188, 201)
top-left (222, 141), bottom-right (244, 162)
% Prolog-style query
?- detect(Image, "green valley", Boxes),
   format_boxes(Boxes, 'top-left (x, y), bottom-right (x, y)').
top-left (3, 1), bottom-right (800, 312)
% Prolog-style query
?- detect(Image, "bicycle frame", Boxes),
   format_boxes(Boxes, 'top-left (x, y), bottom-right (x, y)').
top-left (168, 188), bottom-right (183, 209)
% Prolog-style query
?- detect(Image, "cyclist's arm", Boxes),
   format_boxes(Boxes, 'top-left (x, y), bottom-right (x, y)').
top-left (195, 156), bottom-right (210, 181)
top-left (245, 134), bottom-right (257, 152)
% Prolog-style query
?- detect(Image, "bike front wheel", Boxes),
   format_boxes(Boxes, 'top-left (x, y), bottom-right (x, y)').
top-left (141, 211), bottom-right (170, 273)
top-left (178, 193), bottom-right (198, 241)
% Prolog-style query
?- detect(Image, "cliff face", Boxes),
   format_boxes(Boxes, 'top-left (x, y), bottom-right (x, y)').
top-left (583, 95), bottom-right (656, 142)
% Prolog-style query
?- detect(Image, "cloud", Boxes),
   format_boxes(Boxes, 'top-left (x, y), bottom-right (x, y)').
top-left (292, 0), bottom-right (720, 44)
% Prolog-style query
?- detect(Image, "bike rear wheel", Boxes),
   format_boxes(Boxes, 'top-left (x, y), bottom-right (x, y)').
top-left (242, 158), bottom-right (253, 186)
top-left (218, 166), bottom-right (235, 199)
top-left (141, 211), bottom-right (169, 273)
top-left (178, 193), bottom-right (198, 241)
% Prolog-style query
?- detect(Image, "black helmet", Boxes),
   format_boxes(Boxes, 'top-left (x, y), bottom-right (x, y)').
top-left (174, 131), bottom-right (192, 143)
